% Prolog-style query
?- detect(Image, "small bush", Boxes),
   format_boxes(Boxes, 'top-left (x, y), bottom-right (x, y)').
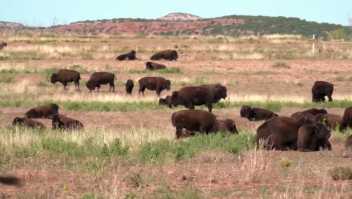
top-left (329, 166), bottom-right (352, 180)
top-left (272, 61), bottom-right (290, 68)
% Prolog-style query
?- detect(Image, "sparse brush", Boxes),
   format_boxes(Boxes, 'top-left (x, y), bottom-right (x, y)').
top-left (329, 166), bottom-right (352, 180)
top-left (272, 61), bottom-right (290, 68)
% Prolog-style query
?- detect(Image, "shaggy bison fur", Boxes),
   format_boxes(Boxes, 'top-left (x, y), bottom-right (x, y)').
top-left (116, 50), bottom-right (137, 61)
top-left (240, 105), bottom-right (278, 121)
top-left (200, 84), bottom-right (227, 103)
top-left (145, 62), bottom-right (166, 70)
top-left (170, 86), bottom-right (214, 112)
top-left (125, 79), bottom-right (134, 95)
top-left (345, 134), bottom-right (352, 149)
top-left (171, 109), bottom-right (219, 139)
top-left (50, 69), bottom-right (81, 90)
top-left (297, 122), bottom-right (332, 152)
top-left (311, 81), bottom-right (334, 102)
top-left (314, 113), bottom-right (342, 130)
top-left (12, 117), bottom-right (46, 129)
top-left (86, 72), bottom-right (116, 92)
top-left (138, 76), bottom-right (171, 96)
top-left (25, 103), bottom-right (59, 119)
top-left (0, 176), bottom-right (21, 186)
top-left (51, 114), bottom-right (84, 130)
top-left (150, 50), bottom-right (178, 61)
top-left (158, 95), bottom-right (172, 108)
top-left (340, 106), bottom-right (352, 131)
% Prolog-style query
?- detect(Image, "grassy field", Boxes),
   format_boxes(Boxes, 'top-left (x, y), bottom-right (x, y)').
top-left (1, 33), bottom-right (352, 198)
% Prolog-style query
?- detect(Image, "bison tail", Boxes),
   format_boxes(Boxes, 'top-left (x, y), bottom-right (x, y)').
top-left (171, 112), bottom-right (177, 127)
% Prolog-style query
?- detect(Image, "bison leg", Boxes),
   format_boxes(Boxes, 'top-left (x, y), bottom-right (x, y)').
top-left (63, 82), bottom-right (68, 90)
top-left (75, 81), bottom-right (80, 91)
top-left (109, 82), bottom-right (115, 92)
top-left (327, 94), bottom-right (333, 102)
top-left (156, 89), bottom-right (162, 97)
top-left (185, 101), bottom-right (195, 110)
top-left (206, 103), bottom-right (213, 112)
top-left (175, 127), bottom-right (184, 139)
top-left (138, 86), bottom-right (146, 96)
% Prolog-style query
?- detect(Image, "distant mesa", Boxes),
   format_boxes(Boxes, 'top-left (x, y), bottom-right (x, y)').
top-left (157, 13), bottom-right (202, 21)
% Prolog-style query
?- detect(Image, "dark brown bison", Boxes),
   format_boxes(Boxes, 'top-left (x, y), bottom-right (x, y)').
top-left (314, 113), bottom-right (342, 130)
top-left (116, 50), bottom-right (137, 61)
top-left (138, 76), bottom-right (171, 96)
top-left (25, 103), bottom-right (59, 119)
top-left (340, 106), bottom-right (352, 131)
top-left (145, 62), bottom-right (166, 70)
top-left (51, 114), bottom-right (84, 130)
top-left (170, 86), bottom-right (214, 112)
top-left (290, 108), bottom-right (328, 122)
top-left (50, 69), bottom-right (81, 91)
top-left (200, 84), bottom-right (227, 103)
top-left (240, 105), bottom-right (278, 121)
top-left (181, 118), bottom-right (238, 138)
top-left (311, 81), bottom-right (334, 102)
top-left (0, 42), bottom-right (7, 50)
top-left (171, 109), bottom-right (219, 139)
top-left (255, 115), bottom-right (327, 151)
top-left (12, 117), bottom-right (46, 129)
top-left (0, 176), bottom-right (21, 186)
top-left (158, 95), bottom-right (172, 108)
top-left (86, 72), bottom-right (116, 92)
top-left (297, 122), bottom-right (332, 152)
top-left (150, 50), bottom-right (178, 61)
top-left (125, 79), bottom-right (134, 95)
top-left (345, 134), bottom-right (352, 149)
top-left (290, 112), bottom-right (315, 122)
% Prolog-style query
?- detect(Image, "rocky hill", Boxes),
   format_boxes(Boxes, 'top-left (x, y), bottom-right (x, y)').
top-left (1, 13), bottom-right (350, 40)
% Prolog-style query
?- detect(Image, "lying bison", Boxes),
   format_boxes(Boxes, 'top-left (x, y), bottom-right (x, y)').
top-left (297, 122), bottom-right (332, 152)
top-left (290, 108), bottom-right (328, 122)
top-left (171, 86), bottom-right (214, 112)
top-left (51, 114), bottom-right (84, 130)
top-left (0, 176), bottom-right (21, 186)
top-left (86, 72), bottom-right (116, 92)
top-left (340, 106), bottom-right (352, 131)
top-left (125, 79), bottom-right (134, 95)
top-left (314, 113), bottom-right (342, 130)
top-left (50, 69), bottom-right (81, 91)
top-left (12, 117), bottom-right (46, 129)
top-left (0, 42), bottom-right (7, 50)
top-left (150, 50), bottom-right (178, 61)
top-left (290, 112), bottom-right (315, 122)
top-left (25, 103), bottom-right (59, 119)
top-left (255, 116), bottom-right (330, 151)
top-left (145, 62), bottom-right (166, 70)
top-left (138, 76), bottom-right (171, 96)
top-left (158, 95), bottom-right (172, 108)
top-left (181, 119), bottom-right (239, 138)
top-left (345, 134), bottom-right (352, 149)
top-left (116, 50), bottom-right (137, 61)
top-left (240, 105), bottom-right (278, 121)
top-left (171, 109), bottom-right (219, 139)
top-left (200, 84), bottom-right (227, 103)
top-left (311, 81), bottom-right (334, 103)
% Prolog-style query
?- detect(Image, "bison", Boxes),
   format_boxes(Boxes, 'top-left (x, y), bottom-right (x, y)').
top-left (297, 122), bottom-right (332, 152)
top-left (0, 42), bottom-right (7, 50)
top-left (311, 81), bottom-right (334, 103)
top-left (25, 103), bottom-right (59, 119)
top-left (145, 61), bottom-right (166, 70)
top-left (50, 69), bottom-right (81, 91)
top-left (158, 95), bottom-right (172, 108)
top-left (200, 84), bottom-right (227, 103)
top-left (345, 134), bottom-right (352, 149)
top-left (290, 108), bottom-right (328, 122)
top-left (86, 72), bottom-right (116, 92)
top-left (240, 105), bottom-right (278, 121)
top-left (314, 113), bottom-right (342, 130)
top-left (0, 176), bottom-right (21, 186)
top-left (171, 109), bottom-right (219, 139)
top-left (290, 112), bottom-right (315, 122)
top-left (138, 76), bottom-right (171, 96)
top-left (170, 86), bottom-right (214, 112)
top-left (150, 50), bottom-right (178, 61)
top-left (51, 114), bottom-right (84, 130)
top-left (340, 106), bottom-right (352, 131)
top-left (12, 117), bottom-right (46, 129)
top-left (116, 50), bottom-right (137, 61)
top-left (125, 79), bottom-right (134, 95)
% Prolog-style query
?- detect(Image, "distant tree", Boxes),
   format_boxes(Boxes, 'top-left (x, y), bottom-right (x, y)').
top-left (328, 28), bottom-right (347, 40)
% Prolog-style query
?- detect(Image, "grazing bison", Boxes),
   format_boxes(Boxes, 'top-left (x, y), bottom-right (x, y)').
top-left (340, 106), bottom-right (352, 131)
top-left (86, 72), bottom-right (116, 92)
top-left (311, 81), bottom-right (334, 102)
top-left (181, 118), bottom-right (238, 138)
top-left (116, 50), bottom-right (137, 61)
top-left (171, 109), bottom-right (219, 139)
top-left (170, 86), bottom-right (214, 112)
top-left (50, 69), bottom-right (81, 91)
top-left (200, 84), bottom-right (227, 103)
top-left (240, 105), bottom-right (278, 121)
top-left (0, 176), bottom-right (21, 186)
top-left (145, 62), bottom-right (166, 70)
top-left (138, 76), bottom-right (171, 96)
top-left (25, 103), bottom-right (59, 119)
top-left (158, 95), bottom-right (172, 108)
top-left (314, 113), bottom-right (342, 130)
top-left (12, 117), bottom-right (46, 129)
top-left (0, 42), bottom-right (7, 50)
top-left (150, 50), bottom-right (178, 61)
top-left (297, 122), bottom-right (332, 152)
top-left (125, 79), bottom-right (134, 95)
top-left (345, 134), bottom-right (352, 149)
top-left (51, 114), bottom-right (84, 130)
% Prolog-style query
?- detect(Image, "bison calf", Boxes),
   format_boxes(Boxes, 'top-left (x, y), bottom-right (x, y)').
top-left (50, 69), bottom-right (81, 91)
top-left (311, 81), bottom-right (334, 103)
top-left (86, 72), bottom-right (116, 92)
top-left (25, 103), bottom-right (59, 119)
top-left (158, 95), bottom-right (172, 108)
top-left (51, 114), bottom-right (84, 130)
top-left (138, 76), bottom-right (171, 96)
top-left (12, 117), bottom-right (46, 129)
top-left (240, 105), bottom-right (278, 121)
top-left (145, 62), bottom-right (166, 70)
top-left (171, 86), bottom-right (214, 112)
top-left (150, 50), bottom-right (178, 61)
top-left (116, 50), bottom-right (137, 61)
top-left (125, 79), bottom-right (134, 95)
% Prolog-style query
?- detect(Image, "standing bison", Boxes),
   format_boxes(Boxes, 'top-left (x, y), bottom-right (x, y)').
top-left (297, 122), bottom-right (332, 152)
top-left (116, 50), bottom-right (137, 61)
top-left (150, 50), bottom-right (178, 61)
top-left (0, 42), bottom-right (7, 50)
top-left (25, 103), bottom-right (59, 119)
top-left (240, 105), bottom-right (278, 121)
top-left (51, 114), bottom-right (84, 130)
top-left (12, 117), bottom-right (46, 129)
top-left (200, 84), bottom-right (227, 103)
top-left (86, 72), bottom-right (116, 92)
top-left (158, 95), bottom-right (172, 108)
top-left (145, 62), bottom-right (166, 70)
top-left (138, 76), bottom-right (171, 96)
top-left (125, 79), bottom-right (134, 95)
top-left (171, 109), bottom-right (219, 139)
top-left (340, 106), bottom-right (352, 131)
top-left (311, 81), bottom-right (334, 103)
top-left (170, 86), bottom-right (214, 112)
top-left (314, 113), bottom-right (342, 130)
top-left (50, 69), bottom-right (81, 91)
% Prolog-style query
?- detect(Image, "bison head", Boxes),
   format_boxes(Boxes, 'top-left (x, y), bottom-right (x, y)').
top-left (224, 119), bottom-right (238, 134)
top-left (158, 98), bottom-right (167, 105)
top-left (164, 80), bottom-right (171, 91)
top-left (240, 105), bottom-right (252, 118)
top-left (50, 73), bottom-right (58, 84)
top-left (2, 42), bottom-right (7, 47)
top-left (12, 117), bottom-right (23, 125)
top-left (130, 50), bottom-right (136, 55)
top-left (312, 122), bottom-right (331, 141)
top-left (145, 62), bottom-right (153, 70)
top-left (86, 82), bottom-right (95, 91)
top-left (171, 50), bottom-right (178, 60)
top-left (215, 84), bottom-right (227, 100)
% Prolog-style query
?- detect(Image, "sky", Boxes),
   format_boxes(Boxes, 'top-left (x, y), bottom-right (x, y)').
top-left (1, 0), bottom-right (351, 27)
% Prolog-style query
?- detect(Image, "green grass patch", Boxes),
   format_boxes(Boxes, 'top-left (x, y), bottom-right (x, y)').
top-left (0, 75), bottom-right (13, 83)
